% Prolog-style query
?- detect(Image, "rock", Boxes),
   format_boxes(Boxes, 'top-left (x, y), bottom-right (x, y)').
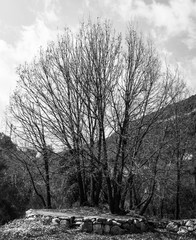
top-left (93, 223), bottom-right (103, 234)
top-left (106, 219), bottom-right (113, 225)
top-left (97, 218), bottom-right (107, 224)
top-left (112, 220), bottom-right (121, 226)
top-left (110, 225), bottom-right (124, 235)
top-left (185, 220), bottom-right (194, 227)
top-left (42, 216), bottom-right (51, 225)
top-left (177, 226), bottom-right (188, 235)
top-left (166, 222), bottom-right (179, 232)
top-left (134, 219), bottom-right (141, 229)
top-left (75, 217), bottom-right (84, 222)
top-left (60, 219), bottom-right (70, 228)
top-left (123, 222), bottom-right (138, 233)
top-left (73, 221), bottom-right (83, 227)
top-left (188, 226), bottom-right (194, 232)
top-left (116, 219), bottom-right (127, 224)
top-left (26, 216), bottom-right (36, 221)
top-left (81, 220), bottom-right (93, 233)
top-left (26, 209), bottom-right (34, 217)
top-left (52, 217), bottom-right (60, 225)
top-left (122, 223), bottom-right (131, 230)
top-left (103, 224), bottom-right (111, 234)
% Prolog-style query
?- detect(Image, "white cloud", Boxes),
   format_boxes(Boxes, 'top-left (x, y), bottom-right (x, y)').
top-left (16, 19), bottom-right (58, 61)
top-left (179, 57), bottom-right (196, 93)
top-left (183, 21), bottom-right (196, 49)
top-left (101, 0), bottom-right (196, 93)
top-left (105, 0), bottom-right (196, 46)
top-left (40, 0), bottom-right (61, 24)
top-left (0, 0), bottom-right (63, 132)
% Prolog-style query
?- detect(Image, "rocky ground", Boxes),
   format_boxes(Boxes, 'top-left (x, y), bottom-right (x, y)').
top-left (0, 207), bottom-right (196, 240)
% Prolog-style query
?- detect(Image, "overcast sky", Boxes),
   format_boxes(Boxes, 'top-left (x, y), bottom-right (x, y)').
top-left (0, 0), bottom-right (196, 132)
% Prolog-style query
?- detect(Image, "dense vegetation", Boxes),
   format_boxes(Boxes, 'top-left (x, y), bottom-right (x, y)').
top-left (0, 134), bottom-right (30, 224)
top-left (1, 19), bottom-right (196, 225)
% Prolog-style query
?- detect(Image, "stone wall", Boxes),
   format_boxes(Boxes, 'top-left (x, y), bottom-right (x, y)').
top-left (25, 209), bottom-right (196, 236)
top-left (26, 209), bottom-right (149, 235)
top-left (166, 219), bottom-right (196, 235)
top-left (76, 216), bottom-right (148, 235)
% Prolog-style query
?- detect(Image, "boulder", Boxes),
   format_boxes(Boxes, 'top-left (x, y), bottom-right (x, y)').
top-left (122, 223), bottom-right (131, 230)
top-left (166, 222), bottom-right (179, 232)
top-left (188, 226), bottom-right (194, 232)
top-left (73, 221), bottom-right (83, 227)
top-left (42, 216), bottom-right (51, 225)
top-left (177, 226), bottom-right (188, 235)
top-left (97, 218), bottom-right (107, 224)
top-left (123, 222), bottom-right (138, 233)
top-left (52, 217), bottom-right (60, 225)
top-left (81, 220), bottom-right (93, 233)
top-left (106, 219), bottom-right (113, 225)
top-left (185, 220), bottom-right (194, 227)
top-left (26, 216), bottom-right (36, 221)
top-left (93, 223), bottom-right (103, 234)
top-left (60, 219), bottom-right (70, 228)
top-left (25, 209), bottom-right (34, 218)
top-left (103, 224), bottom-right (111, 234)
top-left (134, 219), bottom-right (141, 229)
top-left (110, 225), bottom-right (124, 235)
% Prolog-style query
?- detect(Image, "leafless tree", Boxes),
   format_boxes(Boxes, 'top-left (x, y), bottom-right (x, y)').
top-left (10, 83), bottom-right (53, 208)
top-left (10, 19), bottom-right (188, 214)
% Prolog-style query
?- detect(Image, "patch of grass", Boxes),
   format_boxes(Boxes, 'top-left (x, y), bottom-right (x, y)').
top-left (0, 216), bottom-right (196, 240)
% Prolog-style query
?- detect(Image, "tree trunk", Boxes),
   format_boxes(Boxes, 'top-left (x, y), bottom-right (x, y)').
top-left (139, 194), bottom-right (153, 216)
top-left (77, 171), bottom-right (87, 205)
top-left (90, 174), bottom-right (95, 205)
top-left (139, 178), bottom-right (156, 216)
top-left (94, 171), bottom-right (102, 205)
top-left (160, 198), bottom-right (164, 218)
top-left (26, 164), bottom-right (46, 207)
top-left (175, 162), bottom-right (181, 219)
top-left (90, 170), bottom-right (102, 206)
top-left (43, 151), bottom-right (52, 209)
top-left (105, 176), bottom-right (115, 213)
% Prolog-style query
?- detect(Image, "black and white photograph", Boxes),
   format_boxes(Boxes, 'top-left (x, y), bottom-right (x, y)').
top-left (0, 1), bottom-right (196, 239)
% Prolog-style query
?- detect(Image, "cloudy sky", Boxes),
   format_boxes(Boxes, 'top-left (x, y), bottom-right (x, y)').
top-left (0, 0), bottom-right (196, 132)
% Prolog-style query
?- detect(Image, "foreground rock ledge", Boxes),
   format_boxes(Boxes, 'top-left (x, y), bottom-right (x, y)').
top-left (25, 209), bottom-right (196, 236)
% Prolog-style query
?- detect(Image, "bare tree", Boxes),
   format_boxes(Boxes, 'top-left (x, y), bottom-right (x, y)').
top-left (162, 77), bottom-right (189, 219)
top-left (100, 25), bottom-right (184, 214)
top-left (10, 86), bottom-right (53, 208)
top-left (10, 19), bottom-right (188, 214)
